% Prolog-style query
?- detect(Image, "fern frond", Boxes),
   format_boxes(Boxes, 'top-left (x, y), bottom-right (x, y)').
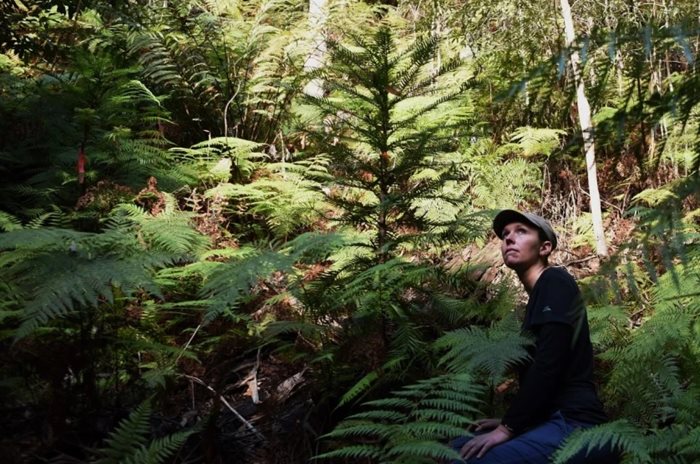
top-left (553, 420), bottom-right (647, 464)
top-left (501, 126), bottom-right (566, 158)
top-left (110, 204), bottom-right (210, 256)
top-left (388, 441), bottom-right (462, 461)
top-left (93, 400), bottom-right (194, 464)
top-left (1, 205), bottom-right (207, 338)
top-left (95, 401), bottom-right (152, 464)
top-left (318, 373), bottom-right (482, 462)
top-left (435, 315), bottom-right (534, 385)
top-left (201, 249), bottom-right (292, 322)
top-left (0, 210), bottom-right (22, 231)
top-left (338, 371), bottom-right (380, 408)
top-left (314, 444), bottom-right (384, 460)
top-left (121, 430), bottom-right (194, 464)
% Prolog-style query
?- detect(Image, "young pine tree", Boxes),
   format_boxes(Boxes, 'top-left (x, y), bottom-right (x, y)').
top-left (292, 26), bottom-right (487, 404)
top-left (305, 26), bottom-right (471, 263)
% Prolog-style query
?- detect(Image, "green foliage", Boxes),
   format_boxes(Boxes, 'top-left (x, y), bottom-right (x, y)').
top-left (461, 139), bottom-right (542, 211)
top-left (171, 231), bottom-right (351, 322)
top-left (128, 0), bottom-right (306, 144)
top-left (435, 315), bottom-right (533, 387)
top-left (600, 257), bottom-right (700, 426)
top-left (0, 210), bottom-right (22, 232)
top-left (172, 136), bottom-right (267, 184)
top-left (586, 304), bottom-right (630, 350)
top-left (553, 420), bottom-right (648, 464)
top-left (305, 26), bottom-right (473, 258)
top-left (319, 298), bottom-right (540, 462)
top-left (93, 400), bottom-right (194, 464)
top-left (501, 126), bottom-right (566, 158)
top-left (569, 212), bottom-right (606, 249)
top-left (557, 185), bottom-right (700, 462)
top-left (0, 16), bottom-right (187, 219)
top-left (205, 155), bottom-right (331, 238)
top-left (2, 1), bottom-right (700, 463)
top-left (317, 373), bottom-right (482, 463)
top-left (221, 27), bottom-right (495, 419)
top-left (0, 204), bottom-right (208, 338)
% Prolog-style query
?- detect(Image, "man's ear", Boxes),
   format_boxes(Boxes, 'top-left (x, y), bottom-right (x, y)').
top-left (539, 241), bottom-right (553, 257)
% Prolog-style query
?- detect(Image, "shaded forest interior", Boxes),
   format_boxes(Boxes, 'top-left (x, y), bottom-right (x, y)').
top-left (0, 0), bottom-right (699, 463)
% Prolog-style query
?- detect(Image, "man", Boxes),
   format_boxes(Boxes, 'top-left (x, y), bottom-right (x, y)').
top-left (452, 210), bottom-right (610, 463)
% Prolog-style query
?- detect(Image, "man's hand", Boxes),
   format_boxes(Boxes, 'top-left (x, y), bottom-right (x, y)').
top-left (460, 424), bottom-right (513, 460)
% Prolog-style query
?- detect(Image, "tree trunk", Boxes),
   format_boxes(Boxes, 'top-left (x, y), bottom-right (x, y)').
top-left (559, 0), bottom-right (608, 256)
top-left (303, 0), bottom-right (327, 98)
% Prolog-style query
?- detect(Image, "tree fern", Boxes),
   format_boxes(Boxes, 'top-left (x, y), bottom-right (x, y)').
top-left (128, 0), bottom-right (305, 143)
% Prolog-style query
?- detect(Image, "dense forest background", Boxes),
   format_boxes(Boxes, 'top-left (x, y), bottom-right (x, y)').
top-left (0, 0), bottom-right (698, 463)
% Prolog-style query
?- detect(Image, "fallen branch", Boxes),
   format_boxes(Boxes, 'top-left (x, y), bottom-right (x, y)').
top-left (182, 374), bottom-right (266, 442)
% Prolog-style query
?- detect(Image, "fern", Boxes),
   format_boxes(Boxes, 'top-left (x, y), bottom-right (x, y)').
top-left (337, 355), bottom-right (410, 409)
top-left (200, 231), bottom-right (351, 322)
top-left (128, 0), bottom-right (305, 143)
top-left (0, 211), bottom-right (22, 232)
top-left (317, 373), bottom-right (482, 463)
top-left (553, 420), bottom-right (648, 464)
top-left (435, 315), bottom-right (534, 386)
top-left (0, 205), bottom-right (208, 338)
top-left (93, 400), bottom-right (194, 464)
top-left (172, 136), bottom-right (266, 183)
top-left (501, 126), bottom-right (566, 158)
top-left (204, 155), bottom-right (331, 237)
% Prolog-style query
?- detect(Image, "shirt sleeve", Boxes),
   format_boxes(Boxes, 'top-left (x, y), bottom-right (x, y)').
top-left (501, 322), bottom-right (573, 434)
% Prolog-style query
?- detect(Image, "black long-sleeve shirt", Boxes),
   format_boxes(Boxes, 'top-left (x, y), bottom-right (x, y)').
top-left (501, 267), bottom-right (607, 435)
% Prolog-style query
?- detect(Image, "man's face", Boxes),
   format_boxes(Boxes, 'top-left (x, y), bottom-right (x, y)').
top-left (500, 221), bottom-right (550, 271)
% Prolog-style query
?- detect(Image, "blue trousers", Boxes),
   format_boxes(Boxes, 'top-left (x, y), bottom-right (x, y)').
top-left (450, 411), bottom-right (618, 464)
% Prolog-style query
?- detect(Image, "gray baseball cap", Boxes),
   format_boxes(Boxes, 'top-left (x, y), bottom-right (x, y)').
top-left (492, 210), bottom-right (558, 249)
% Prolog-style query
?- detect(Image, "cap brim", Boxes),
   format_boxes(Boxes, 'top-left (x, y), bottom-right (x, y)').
top-left (492, 209), bottom-right (558, 249)
top-left (492, 210), bottom-right (534, 239)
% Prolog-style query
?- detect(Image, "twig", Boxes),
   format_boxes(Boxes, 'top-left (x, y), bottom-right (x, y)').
top-left (223, 81), bottom-right (243, 139)
top-left (248, 348), bottom-right (262, 404)
top-left (182, 374), bottom-right (266, 442)
top-left (563, 255), bottom-right (598, 266)
top-left (175, 324), bottom-right (201, 364)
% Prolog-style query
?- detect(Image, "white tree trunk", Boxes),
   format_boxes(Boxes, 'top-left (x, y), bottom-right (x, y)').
top-left (303, 0), bottom-right (327, 98)
top-left (560, 0), bottom-right (608, 256)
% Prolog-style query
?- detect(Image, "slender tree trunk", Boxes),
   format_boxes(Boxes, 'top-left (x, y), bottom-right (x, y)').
top-left (559, 0), bottom-right (608, 256)
top-left (303, 0), bottom-right (327, 97)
